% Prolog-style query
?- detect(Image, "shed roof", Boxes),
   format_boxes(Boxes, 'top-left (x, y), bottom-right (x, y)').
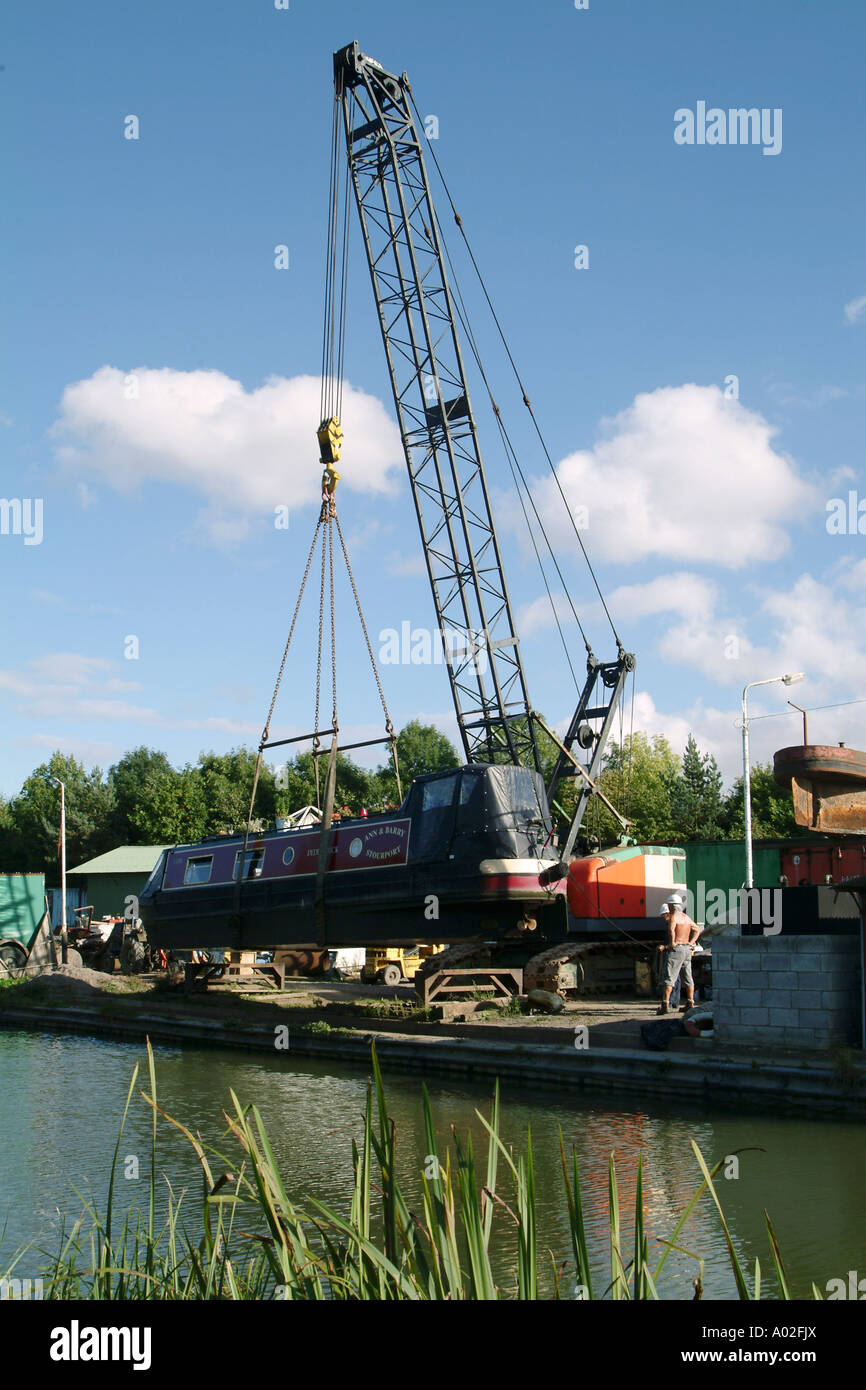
top-left (70, 846), bottom-right (170, 876)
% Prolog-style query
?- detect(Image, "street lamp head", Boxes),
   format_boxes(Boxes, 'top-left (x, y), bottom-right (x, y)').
top-left (782, 672), bottom-right (805, 686)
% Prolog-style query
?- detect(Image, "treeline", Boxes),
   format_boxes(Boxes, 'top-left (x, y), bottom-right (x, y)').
top-left (0, 721), bottom-right (459, 876)
top-left (0, 724), bottom-right (796, 880)
top-left (588, 731), bottom-right (797, 845)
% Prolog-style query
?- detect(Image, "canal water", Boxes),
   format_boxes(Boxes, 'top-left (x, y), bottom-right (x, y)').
top-left (1, 1029), bottom-right (863, 1299)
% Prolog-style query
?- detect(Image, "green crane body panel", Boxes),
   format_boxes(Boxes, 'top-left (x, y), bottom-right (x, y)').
top-left (0, 874), bottom-right (46, 948)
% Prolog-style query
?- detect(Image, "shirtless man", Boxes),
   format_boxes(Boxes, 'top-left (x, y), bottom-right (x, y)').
top-left (657, 892), bottom-right (702, 1015)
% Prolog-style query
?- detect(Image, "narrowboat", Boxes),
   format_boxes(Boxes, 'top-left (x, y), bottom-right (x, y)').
top-left (139, 762), bottom-right (570, 953)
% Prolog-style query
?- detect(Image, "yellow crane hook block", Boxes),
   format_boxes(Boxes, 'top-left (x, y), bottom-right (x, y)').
top-left (317, 416), bottom-right (343, 466)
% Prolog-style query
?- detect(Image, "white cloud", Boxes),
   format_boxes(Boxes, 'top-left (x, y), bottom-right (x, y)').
top-left (606, 573), bottom-right (717, 623)
top-left (759, 573), bottom-right (866, 694)
top-left (603, 690), bottom-right (802, 786)
top-left (844, 294), bottom-right (866, 324)
top-left (178, 715), bottom-right (260, 737)
top-left (27, 589), bottom-right (126, 616)
top-left (517, 591), bottom-right (576, 637)
top-left (21, 733), bottom-right (122, 765)
top-left (635, 565), bottom-right (866, 724)
top-left (53, 367), bottom-right (404, 526)
top-left (26, 694), bottom-right (161, 723)
top-left (769, 381), bottom-right (852, 409)
top-left (529, 384), bottom-right (815, 570)
top-left (386, 550), bottom-right (427, 578)
top-left (834, 556), bottom-right (866, 594)
top-left (29, 653), bottom-right (111, 685)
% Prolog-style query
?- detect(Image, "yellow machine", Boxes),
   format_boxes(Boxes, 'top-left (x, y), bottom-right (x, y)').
top-left (359, 944), bottom-right (444, 988)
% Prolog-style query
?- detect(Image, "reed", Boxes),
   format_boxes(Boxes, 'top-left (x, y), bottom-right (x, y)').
top-left (2, 1041), bottom-right (815, 1301)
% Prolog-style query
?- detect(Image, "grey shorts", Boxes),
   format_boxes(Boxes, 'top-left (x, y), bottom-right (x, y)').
top-left (662, 943), bottom-right (693, 990)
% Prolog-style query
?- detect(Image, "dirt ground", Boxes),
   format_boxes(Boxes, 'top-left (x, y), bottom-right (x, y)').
top-left (4, 966), bottom-right (671, 1048)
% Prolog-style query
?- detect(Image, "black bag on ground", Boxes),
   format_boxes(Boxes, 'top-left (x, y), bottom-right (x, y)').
top-left (640, 1018), bottom-right (686, 1051)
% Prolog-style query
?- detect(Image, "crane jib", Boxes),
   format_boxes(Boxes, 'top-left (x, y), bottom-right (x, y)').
top-left (332, 40), bottom-right (634, 845)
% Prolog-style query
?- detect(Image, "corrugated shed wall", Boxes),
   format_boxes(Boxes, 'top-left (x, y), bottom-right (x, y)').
top-left (682, 842), bottom-right (780, 902)
top-left (0, 873), bottom-right (46, 947)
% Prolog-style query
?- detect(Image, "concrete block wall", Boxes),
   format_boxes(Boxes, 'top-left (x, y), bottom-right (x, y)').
top-left (712, 934), bottom-right (862, 1050)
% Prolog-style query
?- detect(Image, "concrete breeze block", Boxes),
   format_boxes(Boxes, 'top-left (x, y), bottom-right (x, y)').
top-left (712, 969), bottom-right (737, 989)
top-left (739, 1007), bottom-right (770, 1025)
top-left (791, 972), bottom-right (825, 989)
top-left (761, 990), bottom-right (791, 1009)
top-left (793, 990), bottom-right (822, 1010)
top-left (735, 989), bottom-right (763, 1008)
top-left (798, 1008), bottom-right (831, 1030)
top-left (767, 1007), bottom-right (800, 1027)
top-left (739, 971), bottom-right (766, 988)
top-left (765, 970), bottom-right (797, 989)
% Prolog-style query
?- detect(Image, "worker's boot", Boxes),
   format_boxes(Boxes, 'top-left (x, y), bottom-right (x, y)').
top-left (679, 996), bottom-right (694, 1012)
top-left (655, 1000), bottom-right (670, 1015)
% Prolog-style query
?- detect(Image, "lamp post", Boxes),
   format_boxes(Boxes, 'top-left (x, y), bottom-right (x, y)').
top-left (48, 776), bottom-right (68, 965)
top-left (787, 700), bottom-right (809, 744)
top-left (742, 674), bottom-right (804, 889)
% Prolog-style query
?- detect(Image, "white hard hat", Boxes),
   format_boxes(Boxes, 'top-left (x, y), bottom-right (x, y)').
top-left (668, 892), bottom-right (684, 907)
top-left (659, 902), bottom-right (670, 915)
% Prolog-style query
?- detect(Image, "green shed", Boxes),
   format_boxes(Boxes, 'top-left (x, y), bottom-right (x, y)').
top-left (682, 841), bottom-right (782, 904)
top-left (0, 873), bottom-right (46, 947)
top-left (69, 847), bottom-right (169, 921)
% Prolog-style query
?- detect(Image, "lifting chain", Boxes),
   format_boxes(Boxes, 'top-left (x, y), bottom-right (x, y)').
top-left (334, 512), bottom-right (402, 800)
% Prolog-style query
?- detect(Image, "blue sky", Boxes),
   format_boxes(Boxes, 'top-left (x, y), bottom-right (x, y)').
top-left (2, 0), bottom-right (865, 798)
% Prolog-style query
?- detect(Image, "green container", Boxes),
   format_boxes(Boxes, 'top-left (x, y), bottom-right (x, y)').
top-left (0, 873), bottom-right (46, 948)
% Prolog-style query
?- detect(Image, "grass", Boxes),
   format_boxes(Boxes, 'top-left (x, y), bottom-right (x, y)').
top-left (350, 998), bottom-right (439, 1022)
top-left (0, 1039), bottom-right (818, 1301)
top-left (495, 995), bottom-right (525, 1017)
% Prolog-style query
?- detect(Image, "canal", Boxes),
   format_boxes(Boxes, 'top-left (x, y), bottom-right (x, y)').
top-left (1, 1029), bottom-right (863, 1299)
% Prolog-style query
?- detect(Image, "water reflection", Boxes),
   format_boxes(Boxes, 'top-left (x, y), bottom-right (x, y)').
top-left (1, 1030), bottom-right (863, 1299)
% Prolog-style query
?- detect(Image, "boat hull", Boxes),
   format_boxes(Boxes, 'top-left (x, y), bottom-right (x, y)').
top-left (141, 858), bottom-right (567, 952)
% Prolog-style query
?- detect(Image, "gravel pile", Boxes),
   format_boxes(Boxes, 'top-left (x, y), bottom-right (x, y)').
top-left (20, 964), bottom-right (135, 995)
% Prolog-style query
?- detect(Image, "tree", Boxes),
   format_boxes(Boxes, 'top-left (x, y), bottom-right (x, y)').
top-left (721, 763), bottom-right (799, 840)
top-left (4, 751), bottom-right (115, 876)
top-left (393, 720), bottom-right (459, 781)
top-left (590, 732), bottom-right (681, 845)
top-left (669, 734), bottom-right (725, 840)
top-left (273, 749), bottom-right (378, 816)
top-left (197, 748), bottom-right (275, 833)
top-left (128, 766), bottom-right (208, 844)
top-left (373, 720), bottom-right (459, 803)
top-left (108, 747), bottom-right (175, 844)
top-left (0, 793), bottom-right (17, 873)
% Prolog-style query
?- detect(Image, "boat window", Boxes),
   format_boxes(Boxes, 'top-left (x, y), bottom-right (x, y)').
top-left (422, 775), bottom-right (458, 811)
top-left (184, 855), bottom-right (213, 886)
top-left (459, 772), bottom-right (482, 805)
top-left (142, 851), bottom-right (168, 894)
top-left (234, 848), bottom-right (265, 881)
